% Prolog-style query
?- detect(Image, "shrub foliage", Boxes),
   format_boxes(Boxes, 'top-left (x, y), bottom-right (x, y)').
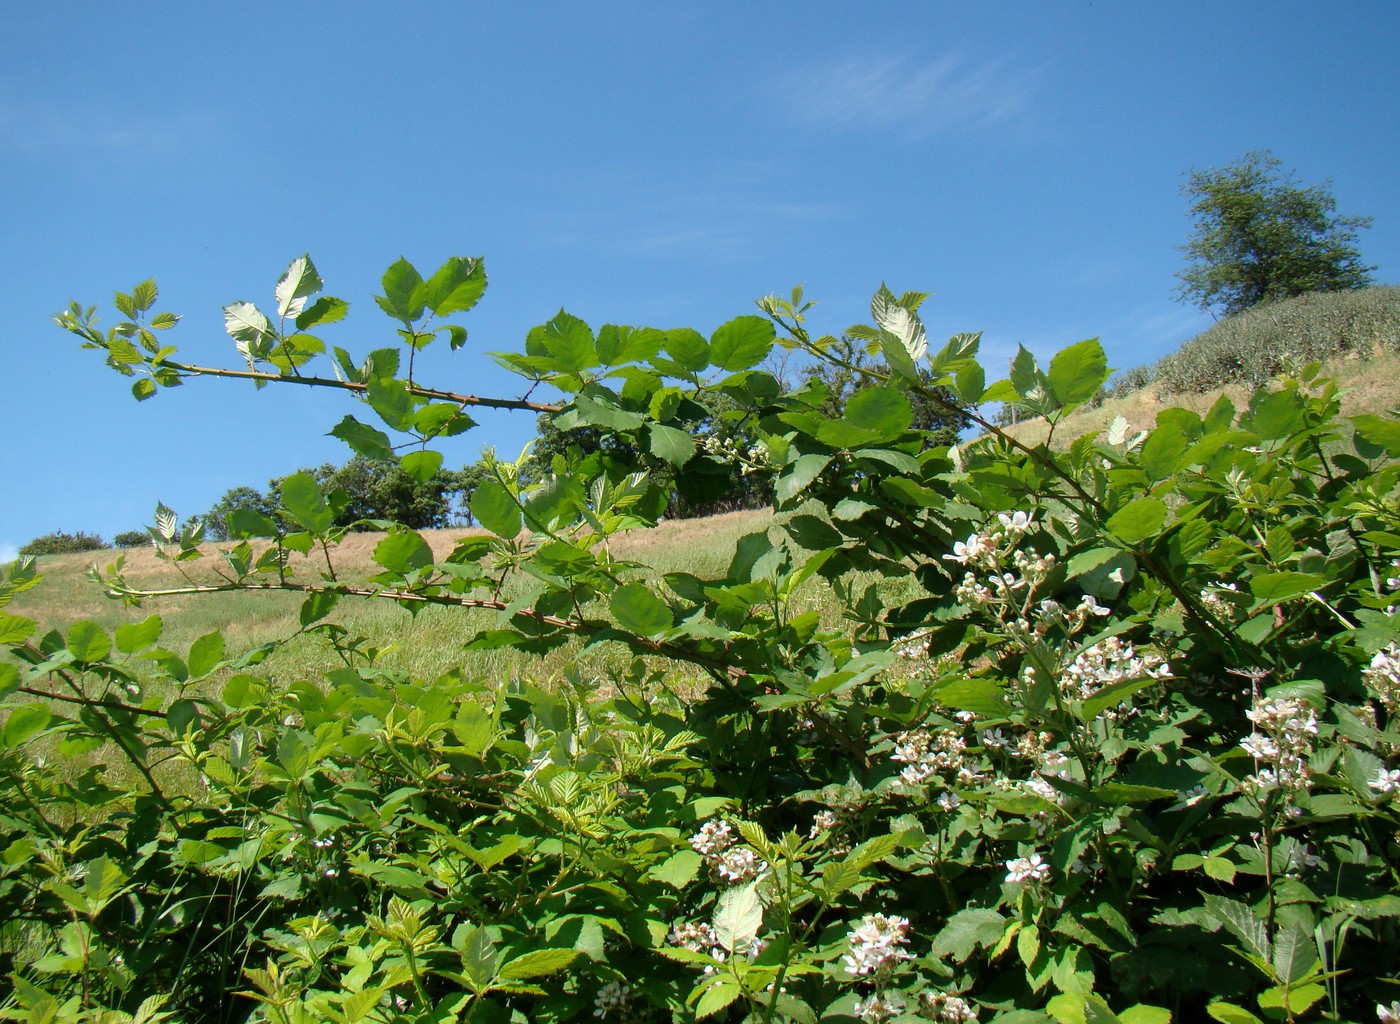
top-left (17, 531), bottom-right (107, 557)
top-left (2, 256), bottom-right (1398, 1022)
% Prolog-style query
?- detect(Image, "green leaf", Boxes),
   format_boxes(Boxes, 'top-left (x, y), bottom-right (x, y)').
top-left (1204, 895), bottom-right (1271, 963)
top-left (280, 472), bottom-right (333, 535)
top-left (596, 324), bottom-right (664, 366)
top-left (611, 582), bottom-right (673, 636)
top-left (537, 311), bottom-right (597, 373)
top-left (227, 507), bottom-right (279, 539)
top-left (1251, 572), bottom-right (1325, 606)
top-left (954, 362), bottom-right (986, 404)
top-left (936, 677), bottom-right (1010, 717)
top-left (496, 948), bottom-right (580, 981)
top-left (167, 698), bottom-right (199, 736)
top-left (1270, 924), bottom-right (1319, 986)
top-left (695, 979), bottom-right (743, 1019)
top-left (115, 615), bottom-right (162, 653)
top-left (132, 378), bottom-right (156, 401)
top-left (375, 530), bottom-right (435, 573)
top-left (131, 279), bottom-right (158, 312)
top-left (1353, 414), bottom-right (1400, 455)
top-left (776, 454), bottom-right (831, 505)
top-left (224, 301), bottom-right (275, 354)
top-left (713, 883), bottom-right (763, 953)
top-left (3, 705), bottom-right (51, 747)
top-left (66, 621), bottom-right (110, 662)
top-left (401, 450), bottom-right (444, 483)
top-left (330, 416), bottom-right (395, 461)
top-left (295, 296), bottom-right (348, 330)
top-left (1205, 1003), bottom-right (1264, 1024)
top-left (932, 908), bottom-right (1005, 962)
top-left (709, 315), bottom-right (774, 371)
top-left (0, 613), bottom-right (37, 645)
top-left (366, 377), bottom-right (412, 432)
top-left (425, 256), bottom-right (487, 316)
top-left (1256, 983), bottom-right (1325, 1016)
top-left (187, 631), bottom-right (226, 678)
top-left (1118, 1006), bottom-right (1172, 1024)
top-left (1048, 338), bottom-right (1109, 406)
top-left (471, 480), bottom-right (521, 538)
top-left (223, 674), bottom-right (268, 709)
top-left (871, 284), bottom-right (927, 381)
top-left (275, 255), bottom-right (323, 319)
top-left (649, 850), bottom-right (703, 889)
top-left (846, 386), bottom-right (913, 439)
top-left (663, 328), bottom-right (709, 372)
top-left (645, 423), bottom-right (696, 466)
top-left (376, 257), bottom-right (426, 322)
top-left (1107, 497), bottom-right (1167, 544)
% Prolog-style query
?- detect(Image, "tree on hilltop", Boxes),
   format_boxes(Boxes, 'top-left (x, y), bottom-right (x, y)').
top-left (1175, 150), bottom-right (1374, 317)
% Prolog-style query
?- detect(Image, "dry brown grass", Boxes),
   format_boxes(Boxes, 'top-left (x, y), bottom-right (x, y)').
top-left (1001, 348), bottom-right (1400, 449)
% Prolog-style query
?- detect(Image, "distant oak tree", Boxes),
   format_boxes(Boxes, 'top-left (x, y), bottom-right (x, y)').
top-left (1175, 150), bottom-right (1375, 317)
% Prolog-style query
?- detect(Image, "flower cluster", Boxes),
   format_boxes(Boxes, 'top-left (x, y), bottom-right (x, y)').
top-left (699, 434), bottom-right (771, 474)
top-left (947, 512), bottom-right (1057, 617)
top-left (842, 913), bottom-right (912, 977)
top-left (1240, 695), bottom-right (1318, 801)
top-left (689, 818), bottom-right (767, 885)
top-left (593, 980), bottom-right (632, 1019)
top-left (1034, 594), bottom-right (1112, 637)
top-left (853, 991), bottom-right (906, 1022)
top-left (892, 727), bottom-right (985, 787)
top-left (1004, 853), bottom-right (1051, 885)
top-left (1199, 581), bottom-right (1242, 622)
top-left (1060, 636), bottom-right (1172, 702)
top-left (1364, 644), bottom-right (1400, 718)
top-left (919, 992), bottom-right (979, 1022)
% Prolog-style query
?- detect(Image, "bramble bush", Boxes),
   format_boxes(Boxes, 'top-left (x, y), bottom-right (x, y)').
top-left (17, 532), bottom-right (107, 557)
top-left (2, 255), bottom-right (1399, 1023)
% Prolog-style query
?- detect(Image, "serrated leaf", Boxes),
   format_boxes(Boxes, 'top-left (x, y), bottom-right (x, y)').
top-left (132, 378), bottom-right (157, 401)
top-left (1250, 572), bottom-right (1325, 606)
top-left (377, 257), bottom-right (426, 322)
top-left (224, 301), bottom-right (275, 353)
top-left (401, 450), bottom-right (444, 483)
top-left (187, 631), bottom-right (225, 678)
top-left (329, 416), bottom-right (394, 461)
top-left (425, 256), bottom-right (487, 316)
top-left (1205, 1002), bottom-right (1264, 1024)
top-left (713, 883), bottom-right (763, 952)
top-left (646, 423), bottom-right (696, 466)
top-left (4, 705), bottom-right (51, 747)
top-left (472, 480), bottom-right (521, 538)
top-left (611, 582), bottom-right (673, 636)
top-left (115, 615), bottom-right (162, 653)
top-left (374, 530), bottom-right (434, 574)
top-left (709, 315), bottom-right (774, 371)
top-left (497, 948), bottom-right (579, 981)
top-left (275, 255), bottom-right (323, 319)
top-left (66, 620), bottom-right (110, 662)
top-left (695, 979), bottom-right (743, 1019)
top-left (1204, 895), bottom-right (1270, 963)
top-left (1048, 338), bottom-right (1109, 406)
top-left (776, 454), bottom-right (830, 505)
top-left (295, 296), bottom-right (348, 330)
top-left (280, 472), bottom-right (333, 536)
top-left (1107, 497), bottom-right (1167, 544)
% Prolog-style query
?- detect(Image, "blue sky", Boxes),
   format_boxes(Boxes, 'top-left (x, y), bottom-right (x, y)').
top-left (3, 2), bottom-right (1398, 560)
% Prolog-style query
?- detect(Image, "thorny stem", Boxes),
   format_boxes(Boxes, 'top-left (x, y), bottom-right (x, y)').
top-left (159, 358), bottom-right (561, 413)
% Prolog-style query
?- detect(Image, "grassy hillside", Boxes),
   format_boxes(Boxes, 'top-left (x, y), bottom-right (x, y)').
top-left (6, 510), bottom-right (792, 691)
top-left (1004, 285), bottom-right (1400, 448)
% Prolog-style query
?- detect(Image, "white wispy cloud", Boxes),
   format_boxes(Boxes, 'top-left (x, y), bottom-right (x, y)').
top-left (0, 543), bottom-right (17, 565)
top-left (776, 52), bottom-right (1036, 138)
top-left (543, 168), bottom-right (845, 260)
top-left (0, 97), bottom-right (215, 159)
